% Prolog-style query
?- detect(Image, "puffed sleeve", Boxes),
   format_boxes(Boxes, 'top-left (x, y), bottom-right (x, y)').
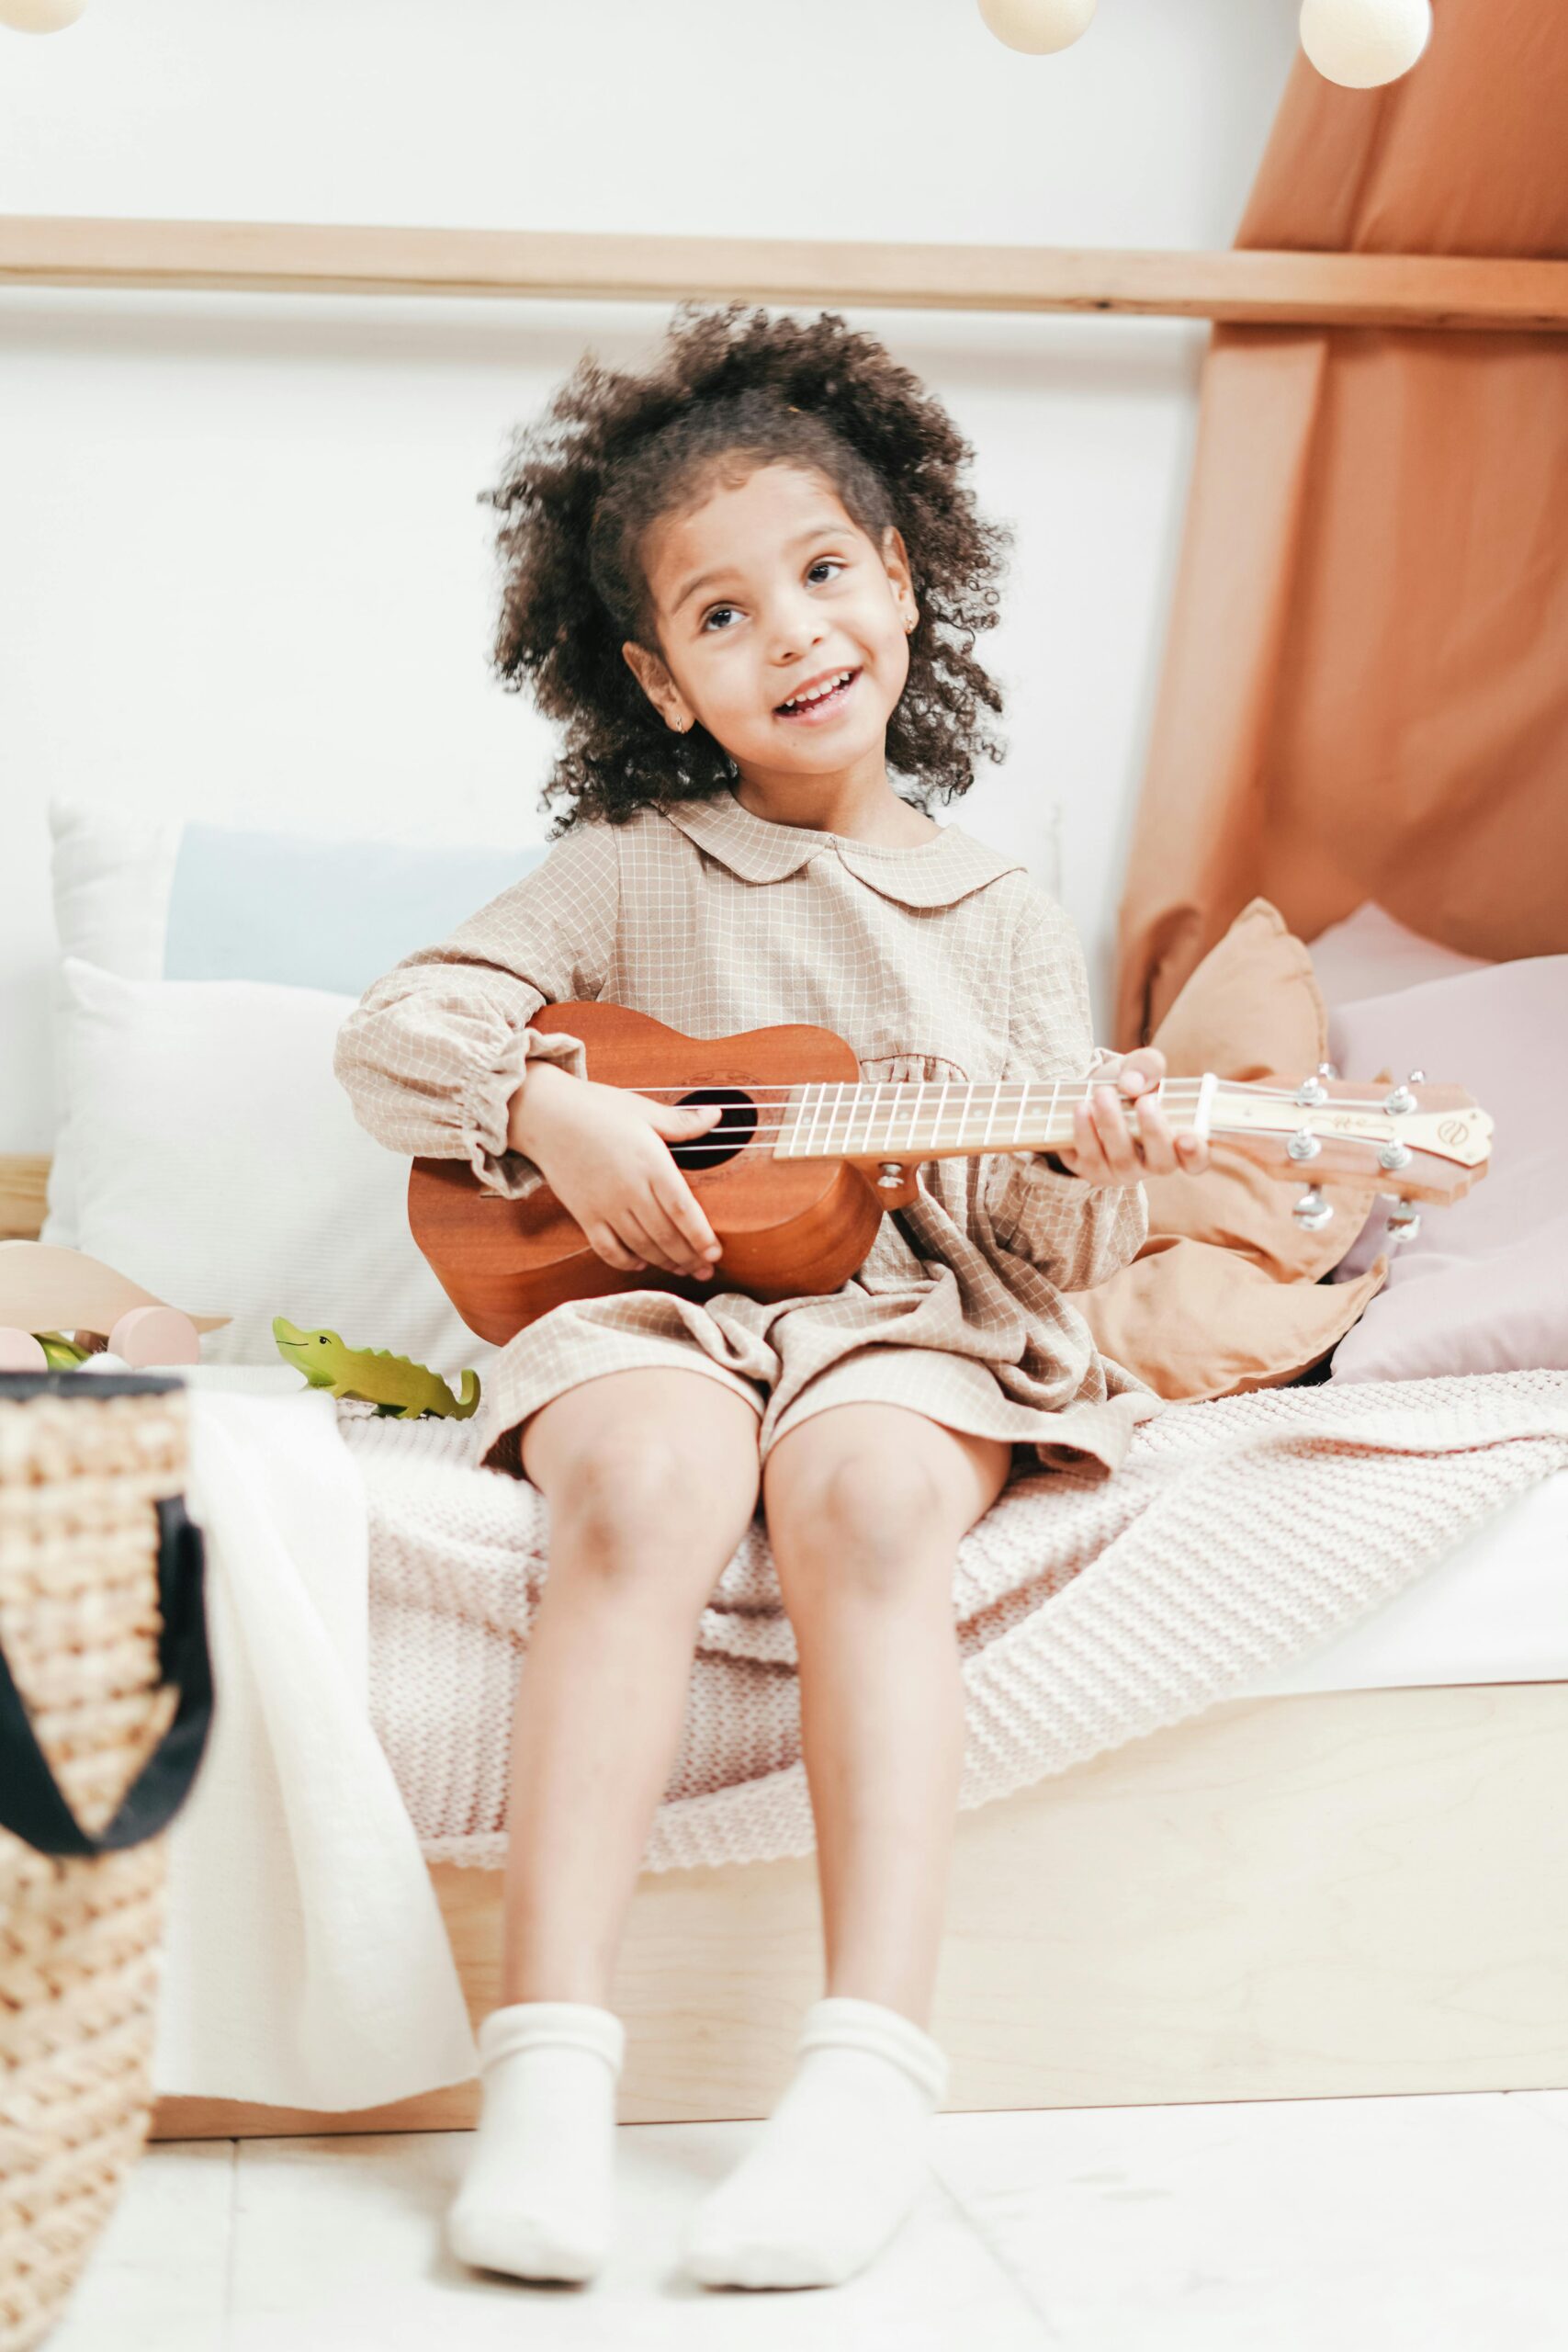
top-left (333, 820), bottom-right (620, 1200)
top-left (984, 881), bottom-right (1148, 1293)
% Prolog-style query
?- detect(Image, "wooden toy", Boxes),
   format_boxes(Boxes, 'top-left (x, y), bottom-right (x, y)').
top-left (36, 1331), bottom-right (92, 1368)
top-left (272, 1317), bottom-right (480, 1419)
top-left (107, 1305), bottom-right (203, 1366)
top-left (0, 1241), bottom-right (228, 1364)
top-left (0, 1329), bottom-right (49, 1372)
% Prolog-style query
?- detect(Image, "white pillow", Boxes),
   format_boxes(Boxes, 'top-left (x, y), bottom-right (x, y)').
top-left (49, 957), bottom-right (492, 1377)
top-left (49, 793), bottom-right (548, 990)
top-left (45, 794), bottom-right (547, 1248)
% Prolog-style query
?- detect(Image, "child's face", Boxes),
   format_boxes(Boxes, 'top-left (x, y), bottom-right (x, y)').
top-left (623, 462), bottom-right (918, 786)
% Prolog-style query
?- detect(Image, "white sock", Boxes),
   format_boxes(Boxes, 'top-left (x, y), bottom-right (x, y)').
top-left (680, 1996), bottom-right (949, 2290)
top-left (446, 2000), bottom-right (625, 2284)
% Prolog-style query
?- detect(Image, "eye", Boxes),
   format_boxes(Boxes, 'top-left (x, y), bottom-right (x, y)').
top-left (700, 604), bottom-right (740, 632)
top-left (807, 558), bottom-right (845, 585)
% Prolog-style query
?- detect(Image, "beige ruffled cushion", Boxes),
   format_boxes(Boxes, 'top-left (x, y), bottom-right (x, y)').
top-left (1079, 899), bottom-right (1386, 1400)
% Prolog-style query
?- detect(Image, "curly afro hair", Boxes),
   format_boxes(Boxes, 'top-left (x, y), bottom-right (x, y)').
top-left (481, 305), bottom-right (1010, 831)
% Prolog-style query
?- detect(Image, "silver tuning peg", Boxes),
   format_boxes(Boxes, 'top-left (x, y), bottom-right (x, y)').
top-left (1316, 1061), bottom-right (1339, 1081)
top-left (1292, 1186), bottom-right (1335, 1232)
top-left (1384, 1201), bottom-right (1422, 1245)
top-left (1295, 1075), bottom-right (1329, 1107)
top-left (1408, 1069), bottom-right (1427, 1084)
top-left (1383, 1082), bottom-right (1416, 1116)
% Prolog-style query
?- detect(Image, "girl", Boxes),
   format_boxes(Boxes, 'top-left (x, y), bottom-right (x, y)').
top-left (335, 305), bottom-right (1210, 2295)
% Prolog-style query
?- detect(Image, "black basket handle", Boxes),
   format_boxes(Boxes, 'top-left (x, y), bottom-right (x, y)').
top-left (0, 1496), bottom-right (214, 1858)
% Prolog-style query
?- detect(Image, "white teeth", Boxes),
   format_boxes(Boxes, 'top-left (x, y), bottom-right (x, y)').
top-left (781, 670), bottom-right (852, 714)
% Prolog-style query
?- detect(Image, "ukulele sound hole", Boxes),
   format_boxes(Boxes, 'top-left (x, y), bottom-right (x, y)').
top-left (667, 1087), bottom-right (758, 1170)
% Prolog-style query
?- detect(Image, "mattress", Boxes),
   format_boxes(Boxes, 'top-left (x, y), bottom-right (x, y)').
top-left (1236, 1464), bottom-right (1568, 1698)
top-left (339, 1374), bottom-right (1568, 1868)
top-left (351, 1408), bottom-right (1568, 1713)
top-left (186, 1364), bottom-right (1568, 1701)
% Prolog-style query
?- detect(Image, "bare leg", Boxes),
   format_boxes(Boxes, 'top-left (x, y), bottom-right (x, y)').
top-left (502, 1366), bottom-right (761, 2007)
top-left (679, 1404), bottom-right (1010, 2290)
top-left (761, 1405), bottom-right (1012, 2029)
top-left (448, 1366), bottom-right (761, 2284)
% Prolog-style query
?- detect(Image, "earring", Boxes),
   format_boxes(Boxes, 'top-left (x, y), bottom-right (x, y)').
top-left (905, 613), bottom-right (918, 634)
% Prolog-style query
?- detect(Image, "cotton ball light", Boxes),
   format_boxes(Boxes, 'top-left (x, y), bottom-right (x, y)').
top-left (977, 0), bottom-right (1097, 57)
top-left (1299, 0), bottom-right (1431, 87)
top-left (0, 0), bottom-right (88, 27)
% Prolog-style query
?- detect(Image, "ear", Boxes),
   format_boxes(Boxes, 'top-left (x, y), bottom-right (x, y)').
top-left (622, 640), bottom-right (694, 735)
top-left (881, 526), bottom-right (918, 630)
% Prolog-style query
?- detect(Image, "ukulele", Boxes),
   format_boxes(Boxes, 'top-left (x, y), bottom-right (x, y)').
top-left (407, 1001), bottom-right (1493, 1346)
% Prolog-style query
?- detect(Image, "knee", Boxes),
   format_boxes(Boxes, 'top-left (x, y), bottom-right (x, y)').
top-left (773, 1453), bottom-right (945, 1606)
top-left (551, 1440), bottom-right (729, 1592)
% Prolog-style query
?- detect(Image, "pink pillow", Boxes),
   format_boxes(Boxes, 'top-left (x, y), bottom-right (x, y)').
top-left (1308, 902), bottom-right (1491, 1010)
top-left (1326, 956), bottom-right (1568, 1382)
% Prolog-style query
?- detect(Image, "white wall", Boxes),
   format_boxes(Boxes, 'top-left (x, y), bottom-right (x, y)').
top-left (0, 0), bottom-right (1301, 1151)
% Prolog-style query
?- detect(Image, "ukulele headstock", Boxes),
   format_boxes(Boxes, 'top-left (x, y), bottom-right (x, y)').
top-left (1199, 1070), bottom-right (1492, 1242)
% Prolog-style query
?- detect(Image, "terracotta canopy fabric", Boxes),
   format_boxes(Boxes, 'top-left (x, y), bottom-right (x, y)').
top-left (1114, 0), bottom-right (1568, 1047)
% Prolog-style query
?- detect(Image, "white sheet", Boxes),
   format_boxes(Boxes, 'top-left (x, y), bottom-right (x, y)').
top-left (151, 1384), bottom-right (479, 2110)
top-left (1237, 1465), bottom-right (1568, 1698)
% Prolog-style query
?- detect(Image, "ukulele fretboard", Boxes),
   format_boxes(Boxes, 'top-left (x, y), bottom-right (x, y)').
top-left (774, 1079), bottom-right (1171, 1162)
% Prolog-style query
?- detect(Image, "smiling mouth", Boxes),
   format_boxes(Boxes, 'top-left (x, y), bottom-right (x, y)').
top-left (775, 668), bottom-right (860, 720)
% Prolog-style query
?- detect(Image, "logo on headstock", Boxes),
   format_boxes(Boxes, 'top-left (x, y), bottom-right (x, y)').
top-left (1438, 1117), bottom-right (1471, 1148)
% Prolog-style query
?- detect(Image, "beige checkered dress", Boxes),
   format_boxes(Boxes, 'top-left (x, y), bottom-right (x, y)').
top-left (334, 792), bottom-right (1161, 1479)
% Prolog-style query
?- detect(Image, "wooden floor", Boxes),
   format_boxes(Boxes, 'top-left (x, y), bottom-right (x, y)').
top-left (62, 2086), bottom-right (1568, 2349)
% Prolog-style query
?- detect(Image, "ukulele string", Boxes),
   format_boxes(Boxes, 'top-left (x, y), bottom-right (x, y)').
top-left (662, 1117), bottom-right (1404, 1163)
top-left (560, 1077), bottom-right (1415, 1161)
top-left (616, 1080), bottom-right (1401, 1114)
top-left (629, 1081), bottom-right (1401, 1157)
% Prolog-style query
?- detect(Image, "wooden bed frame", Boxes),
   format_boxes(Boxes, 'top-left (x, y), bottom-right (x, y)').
top-left (4, 1154), bottom-right (1566, 2134)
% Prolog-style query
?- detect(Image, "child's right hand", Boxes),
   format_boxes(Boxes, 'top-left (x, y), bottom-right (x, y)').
top-left (506, 1060), bottom-right (726, 1280)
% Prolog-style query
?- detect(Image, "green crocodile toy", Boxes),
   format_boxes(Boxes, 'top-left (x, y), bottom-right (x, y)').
top-left (272, 1317), bottom-right (480, 1419)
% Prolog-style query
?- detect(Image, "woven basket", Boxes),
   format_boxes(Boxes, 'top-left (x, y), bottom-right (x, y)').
top-left (0, 1374), bottom-right (211, 2352)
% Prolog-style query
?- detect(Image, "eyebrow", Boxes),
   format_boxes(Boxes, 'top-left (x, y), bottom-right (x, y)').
top-left (671, 521), bottom-right (851, 616)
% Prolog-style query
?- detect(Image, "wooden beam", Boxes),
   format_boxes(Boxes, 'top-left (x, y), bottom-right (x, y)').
top-left (3, 216), bottom-right (1567, 332)
top-left (0, 1155), bottom-right (49, 1243)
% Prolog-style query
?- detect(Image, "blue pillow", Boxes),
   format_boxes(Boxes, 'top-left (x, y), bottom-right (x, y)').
top-left (162, 822), bottom-right (548, 996)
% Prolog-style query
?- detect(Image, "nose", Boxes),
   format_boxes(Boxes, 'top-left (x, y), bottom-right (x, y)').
top-left (766, 582), bottom-right (829, 668)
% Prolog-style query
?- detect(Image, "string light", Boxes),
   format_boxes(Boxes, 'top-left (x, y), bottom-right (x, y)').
top-left (976, 0), bottom-right (1098, 56)
top-left (0, 0), bottom-right (87, 26)
top-left (978, 0), bottom-right (1432, 87)
top-left (1299, 0), bottom-right (1432, 87)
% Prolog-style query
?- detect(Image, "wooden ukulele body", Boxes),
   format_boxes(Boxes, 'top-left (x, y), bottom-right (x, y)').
top-left (407, 1003), bottom-right (901, 1347)
top-left (409, 1004), bottom-right (1494, 1351)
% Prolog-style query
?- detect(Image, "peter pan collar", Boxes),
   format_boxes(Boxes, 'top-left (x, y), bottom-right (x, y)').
top-left (660, 792), bottom-right (1025, 910)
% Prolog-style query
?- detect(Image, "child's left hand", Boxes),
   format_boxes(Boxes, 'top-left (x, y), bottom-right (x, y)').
top-left (1051, 1048), bottom-right (1211, 1187)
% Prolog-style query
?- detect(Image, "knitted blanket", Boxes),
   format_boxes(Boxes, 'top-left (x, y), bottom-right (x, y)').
top-left (345, 1370), bottom-right (1568, 1875)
